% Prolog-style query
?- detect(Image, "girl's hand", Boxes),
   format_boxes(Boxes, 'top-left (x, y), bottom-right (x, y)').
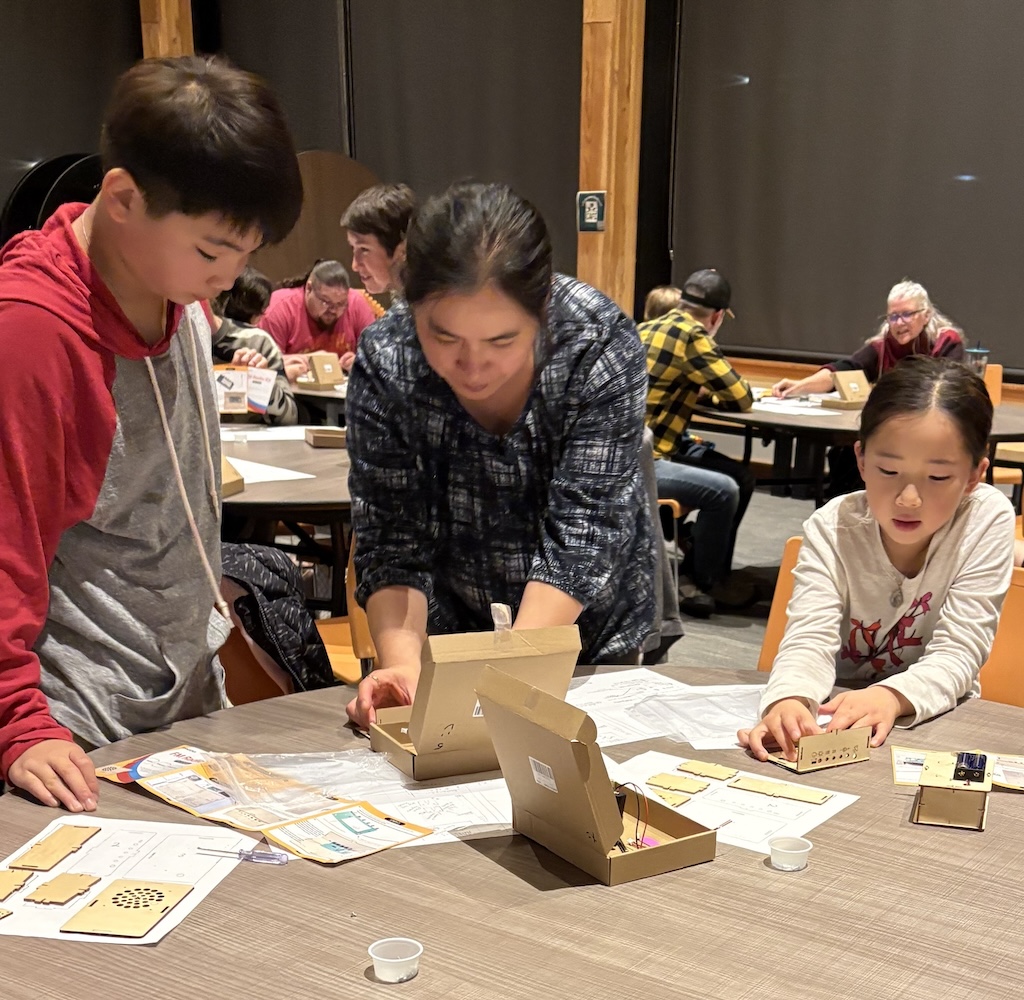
top-left (820, 686), bottom-right (912, 747)
top-left (345, 664), bottom-right (420, 730)
top-left (738, 698), bottom-right (822, 761)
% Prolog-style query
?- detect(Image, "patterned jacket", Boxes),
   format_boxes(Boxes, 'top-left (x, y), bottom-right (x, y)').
top-left (346, 274), bottom-right (655, 664)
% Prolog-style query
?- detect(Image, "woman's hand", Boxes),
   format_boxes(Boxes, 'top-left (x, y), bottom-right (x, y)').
top-left (820, 686), bottom-right (911, 748)
top-left (346, 664), bottom-right (420, 729)
top-left (738, 698), bottom-right (822, 761)
top-left (771, 378), bottom-right (801, 398)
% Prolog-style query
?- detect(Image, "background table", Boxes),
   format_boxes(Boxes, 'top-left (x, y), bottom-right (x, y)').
top-left (3, 666), bottom-right (1023, 1000)
top-left (222, 435), bottom-right (351, 613)
top-left (292, 382), bottom-right (347, 425)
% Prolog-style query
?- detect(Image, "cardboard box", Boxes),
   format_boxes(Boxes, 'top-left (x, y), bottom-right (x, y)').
top-left (476, 666), bottom-right (716, 885)
top-left (214, 365), bottom-right (249, 414)
top-left (911, 751), bottom-right (994, 831)
top-left (304, 351), bottom-right (345, 389)
top-left (221, 456), bottom-right (245, 498)
top-left (769, 727), bottom-right (871, 773)
top-left (821, 369), bottom-right (870, 410)
top-left (305, 426), bottom-right (347, 448)
top-left (369, 626), bottom-right (581, 780)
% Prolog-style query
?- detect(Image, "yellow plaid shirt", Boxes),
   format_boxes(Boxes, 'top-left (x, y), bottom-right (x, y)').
top-left (639, 309), bottom-right (753, 461)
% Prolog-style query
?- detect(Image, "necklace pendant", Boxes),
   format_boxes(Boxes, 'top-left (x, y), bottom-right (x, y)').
top-left (890, 587), bottom-right (904, 608)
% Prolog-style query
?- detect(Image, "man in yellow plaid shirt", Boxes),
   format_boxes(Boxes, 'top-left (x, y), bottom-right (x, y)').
top-left (639, 270), bottom-right (756, 617)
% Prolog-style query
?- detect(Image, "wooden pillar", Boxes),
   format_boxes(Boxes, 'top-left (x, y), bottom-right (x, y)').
top-left (139, 0), bottom-right (195, 58)
top-left (577, 0), bottom-right (645, 314)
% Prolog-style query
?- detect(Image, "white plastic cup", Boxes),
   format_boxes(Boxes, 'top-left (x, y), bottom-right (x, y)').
top-left (768, 836), bottom-right (812, 871)
top-left (368, 938), bottom-right (423, 983)
top-left (234, 431), bottom-right (249, 444)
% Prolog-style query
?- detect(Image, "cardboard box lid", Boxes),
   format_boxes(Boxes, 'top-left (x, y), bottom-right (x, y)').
top-left (475, 664), bottom-right (623, 859)
top-left (407, 626), bottom-right (580, 754)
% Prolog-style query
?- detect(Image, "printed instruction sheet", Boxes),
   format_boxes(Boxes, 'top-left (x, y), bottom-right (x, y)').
top-left (0, 816), bottom-right (253, 945)
top-left (610, 749), bottom-right (859, 854)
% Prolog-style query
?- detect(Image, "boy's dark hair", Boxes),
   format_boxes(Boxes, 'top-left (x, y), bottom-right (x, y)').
top-left (403, 182), bottom-right (552, 321)
top-left (860, 356), bottom-right (992, 464)
top-left (100, 55), bottom-right (303, 245)
top-left (212, 266), bottom-right (272, 324)
top-left (340, 183), bottom-right (416, 256)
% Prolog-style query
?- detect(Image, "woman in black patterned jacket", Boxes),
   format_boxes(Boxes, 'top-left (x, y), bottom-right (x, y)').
top-left (345, 182), bottom-right (655, 728)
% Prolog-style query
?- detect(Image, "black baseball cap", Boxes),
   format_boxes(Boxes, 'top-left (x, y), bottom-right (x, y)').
top-left (680, 269), bottom-right (735, 318)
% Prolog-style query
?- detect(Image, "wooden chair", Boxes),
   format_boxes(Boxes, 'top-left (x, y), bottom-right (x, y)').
top-left (315, 535), bottom-right (377, 685)
top-left (657, 498), bottom-right (693, 593)
top-left (979, 566), bottom-right (1024, 709)
top-left (756, 536), bottom-right (802, 671)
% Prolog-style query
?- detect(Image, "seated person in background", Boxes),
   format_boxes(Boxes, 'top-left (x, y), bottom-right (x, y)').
top-left (771, 279), bottom-right (965, 497)
top-left (258, 259), bottom-right (376, 379)
top-left (642, 284), bottom-right (683, 321)
top-left (0, 54), bottom-right (302, 810)
top-left (638, 270), bottom-right (756, 617)
top-left (208, 267), bottom-right (297, 426)
top-left (741, 357), bottom-right (1014, 761)
top-left (341, 183), bottom-right (416, 297)
top-left (345, 182), bottom-right (655, 728)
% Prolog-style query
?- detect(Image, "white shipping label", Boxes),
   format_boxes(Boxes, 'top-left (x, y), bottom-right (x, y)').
top-left (529, 756), bottom-right (557, 793)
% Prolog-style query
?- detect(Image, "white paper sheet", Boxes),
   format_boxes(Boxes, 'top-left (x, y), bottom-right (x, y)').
top-left (220, 425), bottom-right (314, 441)
top-left (565, 669), bottom-right (695, 746)
top-left (611, 749), bottom-right (859, 854)
top-left (628, 683), bottom-right (766, 750)
top-left (220, 457), bottom-right (315, 483)
top-left (752, 399), bottom-right (842, 417)
top-left (0, 817), bottom-right (255, 945)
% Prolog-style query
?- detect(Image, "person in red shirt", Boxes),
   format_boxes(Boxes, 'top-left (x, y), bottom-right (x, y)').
top-left (258, 259), bottom-right (376, 378)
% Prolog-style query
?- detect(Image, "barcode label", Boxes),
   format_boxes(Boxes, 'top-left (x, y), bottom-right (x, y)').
top-left (529, 756), bottom-right (558, 793)
top-left (472, 700), bottom-right (484, 718)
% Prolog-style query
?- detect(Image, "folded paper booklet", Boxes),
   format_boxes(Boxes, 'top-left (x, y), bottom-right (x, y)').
top-left (97, 748), bottom-right (430, 863)
top-left (370, 625), bottom-right (581, 780)
top-left (768, 727), bottom-right (871, 773)
top-left (476, 665), bottom-right (716, 885)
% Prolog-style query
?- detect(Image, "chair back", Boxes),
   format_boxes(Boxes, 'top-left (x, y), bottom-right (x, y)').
top-left (316, 533), bottom-right (377, 685)
top-left (757, 536), bottom-right (803, 671)
top-left (984, 363), bottom-right (1003, 406)
top-left (979, 566), bottom-right (1024, 708)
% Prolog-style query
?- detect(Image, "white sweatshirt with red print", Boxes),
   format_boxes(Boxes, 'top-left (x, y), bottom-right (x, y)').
top-left (761, 483), bottom-right (1015, 726)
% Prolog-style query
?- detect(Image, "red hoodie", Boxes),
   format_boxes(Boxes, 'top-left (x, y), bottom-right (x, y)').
top-left (0, 203), bottom-right (202, 777)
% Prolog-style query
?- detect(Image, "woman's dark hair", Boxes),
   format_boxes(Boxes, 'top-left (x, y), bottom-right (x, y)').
top-left (403, 182), bottom-right (552, 320)
top-left (859, 356), bottom-right (992, 464)
top-left (340, 183), bottom-right (416, 256)
top-left (100, 55), bottom-right (303, 245)
top-left (212, 266), bottom-right (272, 323)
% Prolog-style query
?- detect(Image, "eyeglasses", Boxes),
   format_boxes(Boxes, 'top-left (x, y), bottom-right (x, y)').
top-left (308, 285), bottom-right (348, 313)
top-left (886, 308), bottom-right (925, 325)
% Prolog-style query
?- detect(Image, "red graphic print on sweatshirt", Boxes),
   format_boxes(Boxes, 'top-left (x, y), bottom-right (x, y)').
top-left (840, 593), bottom-right (932, 672)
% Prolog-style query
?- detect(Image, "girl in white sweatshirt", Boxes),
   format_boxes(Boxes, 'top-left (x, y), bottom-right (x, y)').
top-left (741, 356), bottom-right (1015, 761)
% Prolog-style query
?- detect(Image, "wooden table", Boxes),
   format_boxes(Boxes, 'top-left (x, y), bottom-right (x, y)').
top-left (694, 398), bottom-right (1024, 505)
top-left (3, 666), bottom-right (1023, 1000)
top-left (222, 433), bottom-right (351, 613)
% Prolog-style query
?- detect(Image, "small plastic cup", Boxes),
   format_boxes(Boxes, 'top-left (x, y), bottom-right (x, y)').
top-left (964, 347), bottom-right (990, 377)
top-left (234, 431), bottom-right (249, 444)
top-left (768, 836), bottom-right (812, 871)
top-left (368, 938), bottom-right (423, 983)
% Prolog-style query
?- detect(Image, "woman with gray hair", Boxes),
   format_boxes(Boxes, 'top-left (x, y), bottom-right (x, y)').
top-left (771, 279), bottom-right (965, 398)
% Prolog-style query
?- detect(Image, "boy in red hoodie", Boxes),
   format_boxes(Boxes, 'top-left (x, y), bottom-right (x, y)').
top-left (0, 56), bottom-right (302, 811)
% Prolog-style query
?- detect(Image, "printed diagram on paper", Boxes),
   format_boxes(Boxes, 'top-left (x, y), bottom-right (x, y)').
top-left (610, 750), bottom-right (858, 854)
top-left (99, 746), bottom-right (513, 857)
top-left (0, 817), bottom-right (253, 945)
top-left (565, 669), bottom-right (697, 746)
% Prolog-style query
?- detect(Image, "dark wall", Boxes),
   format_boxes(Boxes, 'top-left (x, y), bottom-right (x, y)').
top-left (671, 0), bottom-right (1024, 371)
top-left (347, 0), bottom-right (583, 276)
top-left (215, 0), bottom-right (351, 155)
top-left (0, 1), bottom-right (142, 214)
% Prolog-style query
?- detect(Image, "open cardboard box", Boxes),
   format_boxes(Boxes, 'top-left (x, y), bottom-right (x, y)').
top-left (911, 751), bottom-right (994, 831)
top-left (369, 625), bottom-right (581, 781)
top-left (476, 665), bottom-right (716, 885)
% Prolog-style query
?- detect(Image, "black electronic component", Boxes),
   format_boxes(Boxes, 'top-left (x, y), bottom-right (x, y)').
top-left (953, 752), bottom-right (987, 783)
